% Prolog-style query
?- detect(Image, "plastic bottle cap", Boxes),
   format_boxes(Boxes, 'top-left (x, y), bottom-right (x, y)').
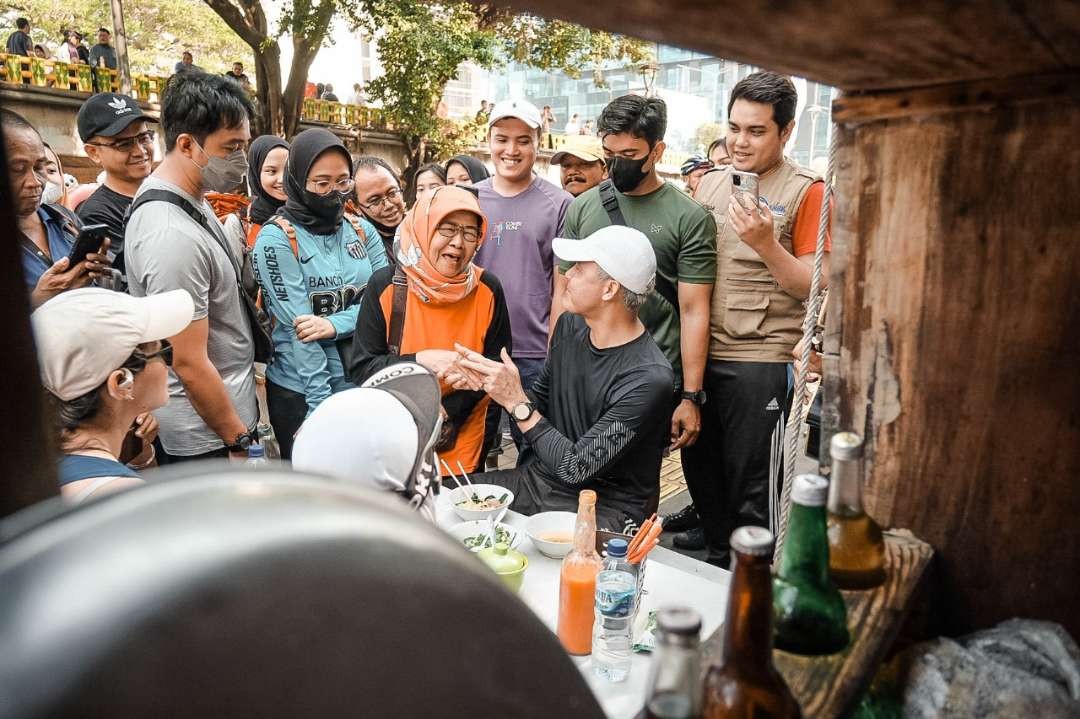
top-left (830, 432), bottom-right (864, 461)
top-left (606, 538), bottom-right (628, 557)
top-left (792, 473), bottom-right (829, 506)
top-left (247, 444), bottom-right (265, 458)
top-left (656, 606), bottom-right (702, 636)
top-left (730, 526), bottom-right (774, 556)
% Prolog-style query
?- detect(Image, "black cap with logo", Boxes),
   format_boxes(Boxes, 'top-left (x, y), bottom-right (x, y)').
top-left (77, 93), bottom-right (155, 143)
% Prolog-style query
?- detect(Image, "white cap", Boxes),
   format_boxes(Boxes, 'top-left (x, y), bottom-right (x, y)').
top-left (791, 473), bottom-right (830, 506)
top-left (487, 99), bottom-right (542, 130)
top-left (292, 388), bottom-right (419, 494)
top-left (552, 225), bottom-right (657, 294)
top-left (292, 363), bottom-right (443, 502)
top-left (32, 288), bottom-right (195, 401)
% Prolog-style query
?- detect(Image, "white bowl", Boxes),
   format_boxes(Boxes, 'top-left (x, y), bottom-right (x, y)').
top-left (449, 484), bottom-right (514, 522)
top-left (446, 520), bottom-right (521, 553)
top-left (525, 511), bottom-right (577, 559)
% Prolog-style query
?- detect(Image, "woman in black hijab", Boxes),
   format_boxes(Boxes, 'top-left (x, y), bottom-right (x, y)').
top-left (444, 155), bottom-right (490, 187)
top-left (245, 136), bottom-right (290, 247)
top-left (250, 128), bottom-right (389, 458)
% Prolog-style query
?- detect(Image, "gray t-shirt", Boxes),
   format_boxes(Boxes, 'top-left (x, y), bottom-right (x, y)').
top-left (125, 176), bottom-right (257, 456)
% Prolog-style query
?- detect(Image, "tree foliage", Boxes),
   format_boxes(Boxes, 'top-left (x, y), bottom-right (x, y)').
top-left (357, 0), bottom-right (650, 188)
top-left (202, 0), bottom-right (365, 136)
top-left (693, 121), bottom-right (724, 154)
top-left (2, 0), bottom-right (250, 74)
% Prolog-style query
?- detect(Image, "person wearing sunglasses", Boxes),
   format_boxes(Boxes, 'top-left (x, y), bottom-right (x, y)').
top-left (349, 185), bottom-right (511, 473)
top-left (251, 129), bottom-right (388, 459)
top-left (76, 92), bottom-right (157, 276)
top-left (32, 288), bottom-right (195, 503)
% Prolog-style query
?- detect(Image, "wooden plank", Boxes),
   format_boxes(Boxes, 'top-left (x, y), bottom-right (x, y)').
top-left (701, 531), bottom-right (934, 718)
top-left (832, 71), bottom-right (1080, 123)
top-left (829, 93), bottom-right (1080, 637)
top-left (483, 0), bottom-right (1080, 91)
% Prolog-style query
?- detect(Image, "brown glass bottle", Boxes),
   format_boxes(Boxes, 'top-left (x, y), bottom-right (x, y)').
top-left (826, 432), bottom-right (886, 589)
top-left (702, 527), bottom-right (800, 719)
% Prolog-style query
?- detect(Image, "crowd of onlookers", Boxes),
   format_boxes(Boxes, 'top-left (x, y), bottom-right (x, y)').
top-left (6, 64), bottom-right (830, 566)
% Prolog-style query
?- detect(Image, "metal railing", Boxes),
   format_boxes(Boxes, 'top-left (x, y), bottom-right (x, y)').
top-left (1, 53), bottom-right (170, 103)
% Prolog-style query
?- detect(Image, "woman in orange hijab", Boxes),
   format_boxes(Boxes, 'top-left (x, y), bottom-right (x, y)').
top-left (348, 185), bottom-right (512, 472)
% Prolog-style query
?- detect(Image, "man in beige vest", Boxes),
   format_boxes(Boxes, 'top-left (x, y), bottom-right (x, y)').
top-left (681, 71), bottom-right (832, 566)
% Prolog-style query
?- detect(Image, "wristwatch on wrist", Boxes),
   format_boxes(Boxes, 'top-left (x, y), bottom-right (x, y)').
top-left (226, 431), bottom-right (255, 453)
top-left (681, 389), bottom-right (707, 406)
top-left (510, 401), bottom-right (536, 422)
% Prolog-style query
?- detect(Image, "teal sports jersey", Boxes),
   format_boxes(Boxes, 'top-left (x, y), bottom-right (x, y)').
top-left (252, 216), bottom-right (388, 415)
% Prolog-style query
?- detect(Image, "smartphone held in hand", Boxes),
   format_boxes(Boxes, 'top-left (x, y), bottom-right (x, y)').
top-left (66, 223), bottom-right (110, 266)
top-left (731, 170), bottom-right (760, 213)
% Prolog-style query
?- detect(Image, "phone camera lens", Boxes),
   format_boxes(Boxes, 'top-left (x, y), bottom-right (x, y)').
top-left (733, 175), bottom-right (741, 186)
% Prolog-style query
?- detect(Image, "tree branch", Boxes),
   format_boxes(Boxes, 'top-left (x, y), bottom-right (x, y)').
top-left (202, 0), bottom-right (267, 49)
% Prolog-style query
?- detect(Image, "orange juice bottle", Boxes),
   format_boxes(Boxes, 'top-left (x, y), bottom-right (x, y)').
top-left (557, 490), bottom-right (603, 655)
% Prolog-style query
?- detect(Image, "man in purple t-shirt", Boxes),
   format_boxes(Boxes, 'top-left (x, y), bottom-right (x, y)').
top-left (474, 99), bottom-right (573, 394)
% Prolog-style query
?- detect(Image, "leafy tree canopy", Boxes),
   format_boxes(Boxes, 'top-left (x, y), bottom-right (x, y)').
top-left (3, 0), bottom-right (251, 75)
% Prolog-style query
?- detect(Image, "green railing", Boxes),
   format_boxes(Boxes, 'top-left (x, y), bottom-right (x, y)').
top-left (1, 53), bottom-right (170, 103)
top-left (300, 98), bottom-right (391, 130)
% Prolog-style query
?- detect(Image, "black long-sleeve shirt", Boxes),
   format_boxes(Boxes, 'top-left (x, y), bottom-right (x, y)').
top-left (520, 313), bottom-right (674, 512)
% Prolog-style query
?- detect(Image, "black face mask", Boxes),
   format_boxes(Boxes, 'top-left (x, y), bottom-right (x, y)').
top-left (607, 153), bottom-right (651, 193)
top-left (304, 188), bottom-right (348, 228)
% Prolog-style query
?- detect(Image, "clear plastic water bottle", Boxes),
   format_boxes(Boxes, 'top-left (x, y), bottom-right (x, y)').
top-left (257, 423), bottom-right (280, 460)
top-left (245, 444), bottom-right (267, 468)
top-left (593, 537), bottom-right (637, 682)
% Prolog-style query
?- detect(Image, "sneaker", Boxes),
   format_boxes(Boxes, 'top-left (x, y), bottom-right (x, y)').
top-left (662, 503), bottom-right (701, 533)
top-left (672, 526), bottom-right (706, 550)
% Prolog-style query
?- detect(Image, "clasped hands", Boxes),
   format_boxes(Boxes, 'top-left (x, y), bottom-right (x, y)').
top-left (417, 344), bottom-right (528, 411)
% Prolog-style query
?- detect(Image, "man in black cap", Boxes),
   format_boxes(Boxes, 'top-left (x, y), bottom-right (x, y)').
top-left (76, 92), bottom-right (156, 275)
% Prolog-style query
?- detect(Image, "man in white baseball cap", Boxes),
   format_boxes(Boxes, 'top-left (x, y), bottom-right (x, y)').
top-left (292, 362), bottom-right (444, 522)
top-left (446, 226), bottom-right (675, 533)
top-left (473, 97), bottom-right (574, 458)
top-left (32, 287), bottom-right (195, 502)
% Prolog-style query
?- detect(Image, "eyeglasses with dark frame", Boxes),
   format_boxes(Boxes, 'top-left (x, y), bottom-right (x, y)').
top-left (359, 186), bottom-right (403, 212)
top-left (141, 339), bottom-right (173, 367)
top-left (86, 130), bottom-right (156, 154)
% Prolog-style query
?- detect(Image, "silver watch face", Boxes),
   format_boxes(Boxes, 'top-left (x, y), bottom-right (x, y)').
top-left (512, 403), bottom-right (531, 421)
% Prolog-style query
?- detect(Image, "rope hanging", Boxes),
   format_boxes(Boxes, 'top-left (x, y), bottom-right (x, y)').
top-left (775, 124), bottom-right (837, 557)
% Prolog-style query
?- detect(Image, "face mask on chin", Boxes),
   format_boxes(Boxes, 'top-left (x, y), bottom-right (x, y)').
top-left (607, 152), bottom-right (651, 193)
top-left (189, 140), bottom-right (248, 193)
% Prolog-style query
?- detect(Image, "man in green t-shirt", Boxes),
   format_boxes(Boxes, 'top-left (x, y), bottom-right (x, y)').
top-left (554, 95), bottom-right (716, 544)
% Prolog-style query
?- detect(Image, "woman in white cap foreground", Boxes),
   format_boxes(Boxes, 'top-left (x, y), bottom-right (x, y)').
top-left (292, 362), bottom-right (444, 522)
top-left (32, 288), bottom-right (195, 503)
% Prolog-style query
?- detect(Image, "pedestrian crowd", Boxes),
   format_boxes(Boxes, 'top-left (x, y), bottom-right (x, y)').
top-left (7, 67), bottom-right (830, 566)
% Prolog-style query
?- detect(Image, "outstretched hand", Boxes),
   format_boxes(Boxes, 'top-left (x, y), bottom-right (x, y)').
top-left (451, 344), bottom-right (528, 410)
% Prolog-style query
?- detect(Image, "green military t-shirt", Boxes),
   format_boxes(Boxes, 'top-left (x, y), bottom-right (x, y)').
top-left (561, 181), bottom-right (717, 385)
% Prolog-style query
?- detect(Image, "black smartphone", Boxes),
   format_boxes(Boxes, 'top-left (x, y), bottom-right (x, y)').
top-left (67, 224), bottom-right (110, 266)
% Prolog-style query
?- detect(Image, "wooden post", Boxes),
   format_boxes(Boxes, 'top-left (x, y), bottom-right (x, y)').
top-left (109, 0), bottom-right (132, 96)
top-left (823, 74), bottom-right (1080, 638)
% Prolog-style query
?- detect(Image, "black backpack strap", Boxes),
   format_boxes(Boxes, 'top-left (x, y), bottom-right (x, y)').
top-left (129, 189), bottom-right (238, 273)
top-left (596, 180), bottom-right (680, 316)
top-left (387, 265), bottom-right (409, 356)
top-left (597, 180), bottom-right (627, 227)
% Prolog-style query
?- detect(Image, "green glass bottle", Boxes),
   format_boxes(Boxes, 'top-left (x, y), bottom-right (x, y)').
top-left (773, 474), bottom-right (850, 655)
